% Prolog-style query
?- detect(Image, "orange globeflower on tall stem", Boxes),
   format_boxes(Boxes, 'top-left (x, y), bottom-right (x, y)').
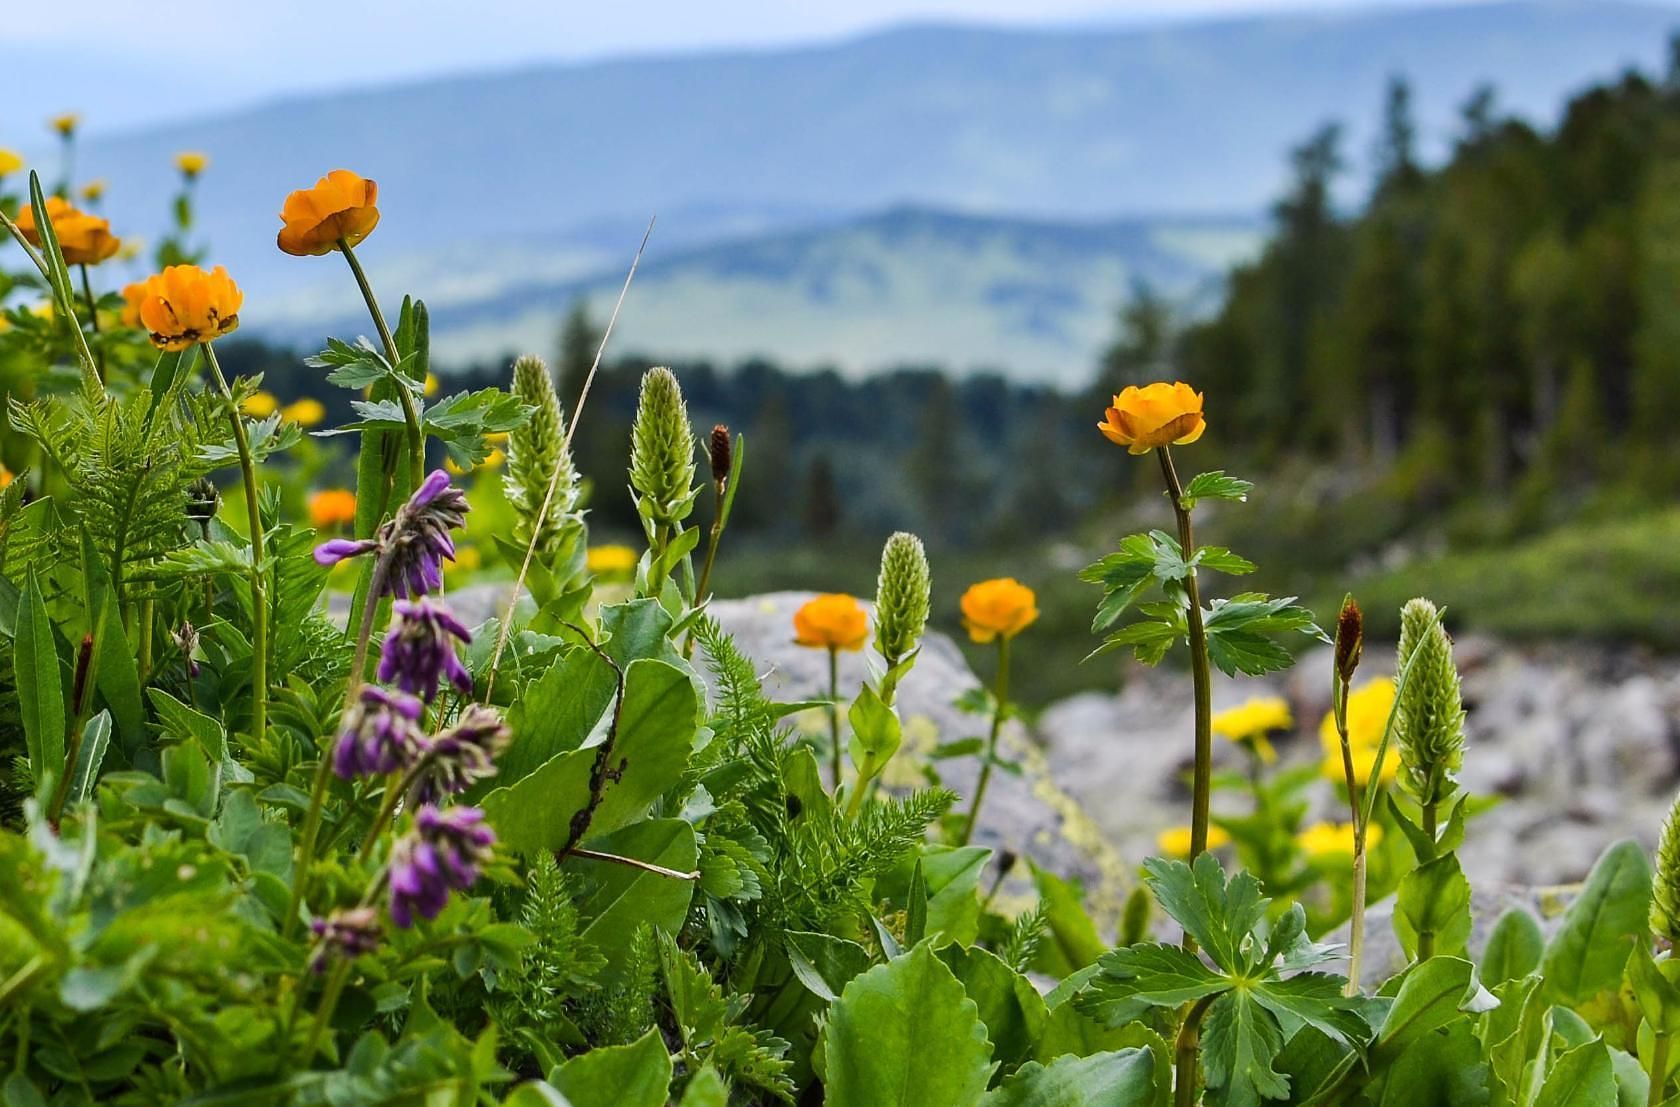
top-left (17, 197), bottom-right (120, 265)
top-left (278, 169), bottom-right (422, 498)
top-left (136, 262), bottom-right (268, 762)
top-left (309, 489), bottom-right (357, 530)
top-left (794, 593), bottom-right (869, 786)
top-left (956, 578), bottom-right (1036, 845)
top-left (1098, 382), bottom-right (1205, 454)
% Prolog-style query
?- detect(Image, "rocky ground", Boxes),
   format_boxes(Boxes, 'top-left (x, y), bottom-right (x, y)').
top-left (445, 585), bottom-right (1679, 968)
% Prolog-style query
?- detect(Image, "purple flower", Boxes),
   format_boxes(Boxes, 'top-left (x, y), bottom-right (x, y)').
top-left (409, 705), bottom-right (509, 803)
top-left (378, 598), bottom-right (473, 702)
top-left (388, 805), bottom-right (496, 928)
top-left (332, 686), bottom-right (427, 779)
top-left (313, 537), bottom-right (378, 567)
top-left (308, 906), bottom-right (382, 973)
top-left (308, 470), bottom-right (469, 600)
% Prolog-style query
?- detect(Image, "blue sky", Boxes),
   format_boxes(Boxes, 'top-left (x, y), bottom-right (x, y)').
top-left (4, 0), bottom-right (1507, 136)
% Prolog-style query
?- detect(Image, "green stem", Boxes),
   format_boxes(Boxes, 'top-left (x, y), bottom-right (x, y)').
top-left (1157, 446), bottom-right (1213, 862)
top-left (1174, 993), bottom-right (1216, 1107)
top-left (959, 636), bottom-right (1011, 847)
top-left (204, 343), bottom-right (266, 749)
top-left (1652, 1032), bottom-right (1671, 1106)
top-left (827, 647), bottom-right (842, 790)
top-left (648, 521), bottom-right (672, 596)
top-left (1332, 678), bottom-right (1368, 995)
top-left (136, 599), bottom-right (154, 685)
top-left (78, 264), bottom-right (105, 383)
top-left (339, 238), bottom-right (423, 490)
top-left (301, 960), bottom-right (351, 1063)
top-left (284, 555), bottom-right (391, 939)
top-left (1416, 798), bottom-right (1439, 961)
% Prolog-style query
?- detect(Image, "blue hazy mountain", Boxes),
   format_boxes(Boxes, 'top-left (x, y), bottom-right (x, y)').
top-left (54, 0), bottom-right (1680, 377)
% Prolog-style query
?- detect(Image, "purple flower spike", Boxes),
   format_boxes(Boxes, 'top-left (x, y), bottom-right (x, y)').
top-left (383, 471), bottom-right (470, 600)
top-left (314, 537), bottom-right (379, 567)
top-left (332, 686), bottom-right (426, 779)
top-left (410, 704), bottom-right (510, 804)
top-left (378, 598), bottom-right (474, 702)
top-left (388, 804), bottom-right (496, 928)
top-left (412, 469), bottom-right (452, 506)
top-left (308, 906), bottom-right (382, 973)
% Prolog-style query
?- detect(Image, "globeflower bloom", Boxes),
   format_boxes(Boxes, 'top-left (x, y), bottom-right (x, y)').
top-left (175, 151), bottom-right (209, 178)
top-left (120, 281), bottom-right (147, 328)
top-left (332, 686), bottom-right (426, 779)
top-left (1211, 696), bottom-right (1292, 764)
top-left (50, 113), bottom-right (80, 137)
top-left (0, 149), bottom-right (23, 177)
top-left (134, 264), bottom-right (242, 350)
top-left (1098, 382), bottom-right (1206, 454)
top-left (793, 593), bottom-right (870, 652)
top-left (1157, 824), bottom-right (1230, 858)
top-left (1297, 820), bottom-right (1383, 860)
top-left (959, 578), bottom-right (1038, 644)
top-left (586, 544), bottom-right (638, 578)
top-left (388, 805), bottom-right (496, 928)
top-left (277, 169), bottom-right (381, 256)
top-left (283, 397), bottom-right (326, 427)
top-left (308, 489), bottom-right (357, 530)
top-left (17, 197), bottom-right (121, 266)
top-left (378, 598), bottom-right (473, 702)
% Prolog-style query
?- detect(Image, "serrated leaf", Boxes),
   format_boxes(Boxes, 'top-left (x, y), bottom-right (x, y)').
top-left (1182, 470), bottom-right (1253, 508)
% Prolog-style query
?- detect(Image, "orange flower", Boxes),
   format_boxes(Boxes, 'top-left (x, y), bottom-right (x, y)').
top-left (1098, 382), bottom-right (1206, 454)
top-left (277, 169), bottom-right (381, 256)
top-left (135, 264), bottom-right (243, 351)
top-left (959, 578), bottom-right (1038, 644)
top-left (16, 197), bottom-right (121, 266)
top-left (793, 593), bottom-right (869, 652)
top-left (0, 466), bottom-right (12, 489)
top-left (120, 281), bottom-right (147, 328)
top-left (308, 489), bottom-right (357, 530)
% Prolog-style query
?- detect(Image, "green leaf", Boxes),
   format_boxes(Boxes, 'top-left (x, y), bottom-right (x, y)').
top-left (1375, 1015), bottom-right (1489, 1107)
top-left (1202, 594), bottom-right (1328, 677)
top-left (1375, 957), bottom-right (1496, 1057)
top-left (1181, 471), bottom-right (1253, 508)
top-left (1142, 853), bottom-right (1266, 973)
top-left (677, 1066), bottom-right (728, 1107)
top-left (1542, 840), bottom-right (1652, 1009)
top-left (981, 1048), bottom-right (1160, 1107)
top-left (847, 683), bottom-right (903, 768)
top-left (148, 688), bottom-right (228, 763)
top-left (1075, 942), bottom-right (1225, 1027)
top-left (823, 944), bottom-right (996, 1107)
top-left (1394, 852), bottom-right (1472, 960)
top-left (885, 845), bottom-right (990, 946)
top-left (90, 585), bottom-right (142, 752)
top-left (1533, 1038), bottom-right (1618, 1107)
top-left (551, 1027), bottom-right (670, 1107)
top-left (1249, 971), bottom-right (1370, 1050)
top-left (1201, 990), bottom-right (1289, 1107)
top-left (1626, 943), bottom-right (1680, 1036)
top-left (69, 711), bottom-right (111, 806)
top-left (784, 931), bottom-right (872, 1002)
top-left (939, 944), bottom-right (1050, 1070)
top-left (15, 569), bottom-right (65, 795)
top-left (1028, 861), bottom-right (1107, 977)
top-left (1482, 907), bottom-right (1546, 988)
top-left (905, 859), bottom-right (928, 947)
top-left (569, 819), bottom-right (697, 984)
top-left (1193, 546), bottom-right (1257, 575)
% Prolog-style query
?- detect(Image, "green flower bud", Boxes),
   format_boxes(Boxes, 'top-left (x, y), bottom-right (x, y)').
top-left (504, 355), bottom-right (578, 558)
top-left (874, 531), bottom-right (930, 668)
top-left (1394, 597), bottom-right (1465, 808)
top-left (628, 366), bottom-right (696, 526)
top-left (1652, 790), bottom-right (1680, 943)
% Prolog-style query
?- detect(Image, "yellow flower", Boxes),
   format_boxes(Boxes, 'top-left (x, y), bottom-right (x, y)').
top-left (307, 489), bottom-right (357, 529)
top-left (240, 390), bottom-right (279, 418)
top-left (480, 447), bottom-right (505, 470)
top-left (1098, 381), bottom-right (1207, 454)
top-left (0, 466), bottom-right (12, 489)
top-left (49, 113), bottom-right (80, 137)
top-left (424, 372), bottom-right (439, 397)
top-left (1296, 820), bottom-right (1383, 860)
top-left (175, 151), bottom-right (209, 178)
top-left (120, 282), bottom-right (147, 328)
top-left (1319, 677), bottom-right (1398, 786)
top-left (587, 544), bottom-right (639, 578)
top-left (277, 169), bottom-right (380, 256)
top-left (79, 180), bottom-right (106, 203)
top-left (1212, 696), bottom-right (1292, 763)
top-left (1157, 824), bottom-right (1231, 858)
top-left (444, 545), bottom-right (483, 578)
top-left (0, 149), bottom-right (23, 176)
top-left (136, 265), bottom-right (243, 351)
top-left (959, 578), bottom-right (1038, 644)
top-left (17, 197), bottom-right (121, 266)
top-left (281, 397), bottom-right (326, 427)
top-left (793, 593), bottom-right (870, 652)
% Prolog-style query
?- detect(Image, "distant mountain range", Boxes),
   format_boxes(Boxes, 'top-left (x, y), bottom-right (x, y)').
top-left (53, 0), bottom-right (1680, 379)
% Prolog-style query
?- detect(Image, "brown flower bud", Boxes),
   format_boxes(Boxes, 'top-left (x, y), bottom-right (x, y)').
top-left (709, 424), bottom-right (732, 489)
top-left (1334, 595), bottom-right (1364, 685)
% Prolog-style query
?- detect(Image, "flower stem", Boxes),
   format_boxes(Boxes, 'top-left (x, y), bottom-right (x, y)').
top-left (301, 960), bottom-right (351, 1063)
top-left (1156, 446), bottom-right (1214, 862)
top-left (1332, 678), bottom-right (1367, 996)
top-left (1174, 993), bottom-right (1216, 1107)
top-left (78, 264), bottom-right (105, 383)
top-left (339, 238), bottom-right (423, 491)
top-left (285, 555), bottom-right (391, 939)
top-left (203, 343), bottom-right (266, 750)
top-left (959, 636), bottom-right (1011, 846)
top-left (1651, 1032), bottom-right (1671, 1106)
top-left (1416, 797), bottom-right (1439, 961)
top-left (827, 647), bottom-right (843, 790)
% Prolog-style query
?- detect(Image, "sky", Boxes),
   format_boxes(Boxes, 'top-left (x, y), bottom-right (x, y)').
top-left (2, 0), bottom-right (1515, 136)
